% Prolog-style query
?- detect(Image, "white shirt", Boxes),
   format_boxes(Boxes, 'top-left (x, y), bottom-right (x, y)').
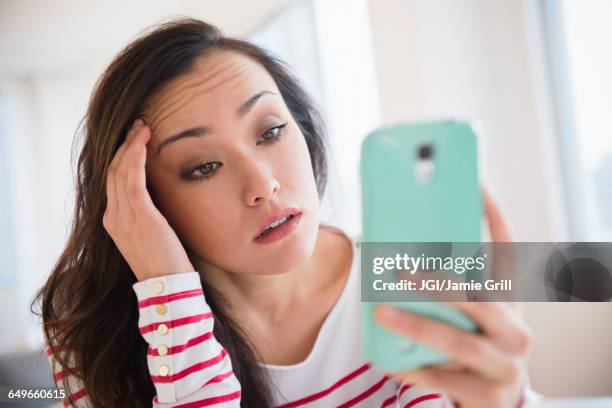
top-left (47, 225), bottom-right (540, 407)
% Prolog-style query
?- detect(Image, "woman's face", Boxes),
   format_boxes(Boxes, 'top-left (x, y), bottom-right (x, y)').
top-left (143, 50), bottom-right (321, 276)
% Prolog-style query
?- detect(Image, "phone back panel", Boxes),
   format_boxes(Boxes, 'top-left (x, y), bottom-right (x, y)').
top-left (360, 120), bottom-right (482, 371)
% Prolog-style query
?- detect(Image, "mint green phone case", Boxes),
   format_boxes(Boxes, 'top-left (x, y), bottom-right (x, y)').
top-left (360, 120), bottom-right (482, 372)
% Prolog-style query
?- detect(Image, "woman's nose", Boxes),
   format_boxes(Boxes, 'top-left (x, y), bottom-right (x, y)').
top-left (242, 161), bottom-right (281, 206)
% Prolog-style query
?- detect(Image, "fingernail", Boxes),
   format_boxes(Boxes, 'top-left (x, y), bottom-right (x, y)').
top-left (134, 119), bottom-right (143, 127)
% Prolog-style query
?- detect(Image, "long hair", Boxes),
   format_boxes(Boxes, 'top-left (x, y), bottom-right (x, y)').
top-left (31, 17), bottom-right (328, 407)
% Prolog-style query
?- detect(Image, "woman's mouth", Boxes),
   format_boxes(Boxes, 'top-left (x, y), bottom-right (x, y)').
top-left (254, 212), bottom-right (302, 244)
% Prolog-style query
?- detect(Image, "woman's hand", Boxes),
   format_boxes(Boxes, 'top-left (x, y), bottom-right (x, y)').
top-left (102, 119), bottom-right (195, 281)
top-left (481, 187), bottom-right (512, 242)
top-left (374, 186), bottom-right (532, 408)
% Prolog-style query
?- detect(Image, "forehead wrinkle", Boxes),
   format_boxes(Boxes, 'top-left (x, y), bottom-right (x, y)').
top-left (152, 69), bottom-right (246, 132)
top-left (146, 62), bottom-right (231, 126)
top-left (147, 59), bottom-right (251, 135)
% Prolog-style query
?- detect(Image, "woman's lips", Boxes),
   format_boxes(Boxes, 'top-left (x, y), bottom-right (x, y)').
top-left (254, 207), bottom-right (301, 239)
top-left (253, 212), bottom-right (302, 244)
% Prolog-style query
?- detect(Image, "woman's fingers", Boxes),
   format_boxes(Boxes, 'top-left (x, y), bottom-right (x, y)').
top-left (116, 120), bottom-right (140, 167)
top-left (109, 119), bottom-right (142, 174)
top-left (125, 125), bottom-right (155, 215)
top-left (115, 120), bottom-right (147, 217)
top-left (375, 305), bottom-right (519, 382)
top-left (105, 119), bottom-right (142, 216)
top-left (445, 301), bottom-right (533, 355)
top-left (482, 186), bottom-right (512, 242)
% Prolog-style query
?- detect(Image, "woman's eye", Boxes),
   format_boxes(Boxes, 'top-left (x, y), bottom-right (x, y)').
top-left (183, 122), bottom-right (288, 182)
top-left (258, 122), bottom-right (288, 144)
top-left (184, 162), bottom-right (222, 181)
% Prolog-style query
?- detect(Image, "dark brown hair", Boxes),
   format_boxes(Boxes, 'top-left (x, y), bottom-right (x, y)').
top-left (31, 17), bottom-right (328, 407)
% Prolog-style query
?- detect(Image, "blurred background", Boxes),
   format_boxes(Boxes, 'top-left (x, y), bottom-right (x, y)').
top-left (0, 0), bottom-right (611, 399)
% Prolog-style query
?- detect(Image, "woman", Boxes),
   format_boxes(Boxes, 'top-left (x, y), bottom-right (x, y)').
top-left (34, 18), bottom-right (535, 407)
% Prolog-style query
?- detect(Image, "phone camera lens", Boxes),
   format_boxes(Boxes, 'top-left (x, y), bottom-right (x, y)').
top-left (418, 144), bottom-right (434, 160)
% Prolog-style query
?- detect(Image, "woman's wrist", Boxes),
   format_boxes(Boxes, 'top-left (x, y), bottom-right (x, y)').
top-left (137, 262), bottom-right (196, 282)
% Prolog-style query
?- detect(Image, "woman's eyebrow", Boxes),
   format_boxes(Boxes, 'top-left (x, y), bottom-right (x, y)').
top-left (155, 90), bottom-right (277, 157)
top-left (237, 90), bottom-right (276, 118)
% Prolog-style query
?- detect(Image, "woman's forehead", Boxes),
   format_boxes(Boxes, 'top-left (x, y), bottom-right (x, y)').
top-left (145, 51), bottom-right (279, 134)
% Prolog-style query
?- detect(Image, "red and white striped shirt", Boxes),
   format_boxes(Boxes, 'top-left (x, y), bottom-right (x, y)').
top-left (46, 226), bottom-right (538, 407)
top-left (259, 227), bottom-right (454, 407)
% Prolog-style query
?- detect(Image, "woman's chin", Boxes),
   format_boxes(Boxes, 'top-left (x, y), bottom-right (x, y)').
top-left (249, 221), bottom-right (318, 275)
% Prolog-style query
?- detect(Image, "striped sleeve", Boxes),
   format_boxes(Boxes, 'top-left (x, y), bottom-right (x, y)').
top-left (44, 271), bottom-right (241, 407)
top-left (45, 345), bottom-right (91, 407)
top-left (133, 271), bottom-right (242, 407)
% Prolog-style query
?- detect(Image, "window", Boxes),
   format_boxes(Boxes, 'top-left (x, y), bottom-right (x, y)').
top-left (0, 96), bottom-right (17, 287)
top-left (542, 0), bottom-right (612, 240)
top-left (0, 95), bottom-right (20, 350)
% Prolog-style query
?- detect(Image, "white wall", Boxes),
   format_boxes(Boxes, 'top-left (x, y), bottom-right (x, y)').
top-left (367, 0), bottom-right (612, 397)
top-left (0, 0), bottom-right (288, 77)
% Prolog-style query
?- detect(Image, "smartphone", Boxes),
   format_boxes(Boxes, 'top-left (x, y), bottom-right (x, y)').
top-left (360, 119), bottom-right (483, 372)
